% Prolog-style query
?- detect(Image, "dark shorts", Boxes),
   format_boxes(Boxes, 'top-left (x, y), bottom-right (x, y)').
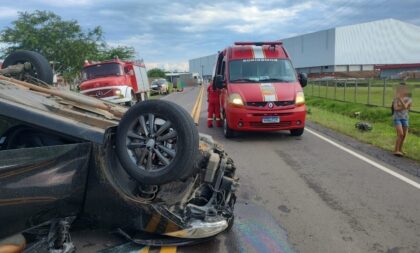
top-left (394, 119), bottom-right (409, 127)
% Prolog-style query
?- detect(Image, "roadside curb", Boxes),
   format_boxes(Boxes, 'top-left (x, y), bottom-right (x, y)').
top-left (307, 121), bottom-right (420, 178)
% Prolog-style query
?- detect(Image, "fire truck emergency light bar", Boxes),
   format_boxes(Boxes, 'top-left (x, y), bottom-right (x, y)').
top-left (234, 41), bottom-right (283, 46)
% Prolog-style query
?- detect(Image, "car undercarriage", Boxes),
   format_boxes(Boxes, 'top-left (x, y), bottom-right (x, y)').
top-left (0, 50), bottom-right (239, 253)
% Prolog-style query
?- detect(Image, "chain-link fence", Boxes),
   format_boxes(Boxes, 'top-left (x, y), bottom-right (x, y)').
top-left (304, 78), bottom-right (420, 113)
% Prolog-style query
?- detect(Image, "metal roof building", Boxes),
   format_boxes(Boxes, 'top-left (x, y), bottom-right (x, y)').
top-left (189, 19), bottom-right (420, 76)
top-left (188, 54), bottom-right (217, 79)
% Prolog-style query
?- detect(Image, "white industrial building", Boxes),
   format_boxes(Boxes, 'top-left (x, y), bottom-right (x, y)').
top-left (188, 54), bottom-right (217, 79)
top-left (189, 19), bottom-right (420, 77)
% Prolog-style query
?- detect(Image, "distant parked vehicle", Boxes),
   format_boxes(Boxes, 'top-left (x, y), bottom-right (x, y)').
top-left (79, 58), bottom-right (150, 106)
top-left (151, 78), bottom-right (169, 95)
top-left (193, 73), bottom-right (203, 85)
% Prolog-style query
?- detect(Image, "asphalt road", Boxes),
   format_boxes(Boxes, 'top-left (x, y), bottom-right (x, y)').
top-left (162, 86), bottom-right (420, 253)
top-left (75, 86), bottom-right (420, 253)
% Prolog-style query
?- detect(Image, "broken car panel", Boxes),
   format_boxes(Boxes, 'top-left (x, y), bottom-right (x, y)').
top-left (0, 50), bottom-right (238, 252)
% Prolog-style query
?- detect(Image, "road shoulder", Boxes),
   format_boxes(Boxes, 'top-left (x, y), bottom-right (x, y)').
top-left (307, 121), bottom-right (420, 177)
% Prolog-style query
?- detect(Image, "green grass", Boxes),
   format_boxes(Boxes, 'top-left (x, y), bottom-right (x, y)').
top-left (304, 81), bottom-right (420, 112)
top-left (306, 97), bottom-right (420, 135)
top-left (306, 97), bottom-right (420, 161)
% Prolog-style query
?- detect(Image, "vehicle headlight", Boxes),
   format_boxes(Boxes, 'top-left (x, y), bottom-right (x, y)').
top-left (113, 89), bottom-right (124, 98)
top-left (228, 93), bottom-right (244, 106)
top-left (295, 91), bottom-right (305, 105)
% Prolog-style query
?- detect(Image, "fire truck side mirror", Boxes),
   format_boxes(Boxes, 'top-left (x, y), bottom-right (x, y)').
top-left (124, 67), bottom-right (134, 75)
top-left (298, 73), bottom-right (308, 87)
top-left (214, 75), bottom-right (225, 89)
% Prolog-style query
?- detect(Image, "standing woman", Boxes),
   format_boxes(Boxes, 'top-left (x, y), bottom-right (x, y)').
top-left (392, 84), bottom-right (412, 156)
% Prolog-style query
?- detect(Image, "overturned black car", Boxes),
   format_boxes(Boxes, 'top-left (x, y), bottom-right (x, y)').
top-left (0, 51), bottom-right (238, 253)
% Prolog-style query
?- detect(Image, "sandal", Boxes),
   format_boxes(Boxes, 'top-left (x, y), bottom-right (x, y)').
top-left (393, 151), bottom-right (403, 157)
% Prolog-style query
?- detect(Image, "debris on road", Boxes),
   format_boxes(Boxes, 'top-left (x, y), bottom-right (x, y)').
top-left (355, 122), bottom-right (373, 131)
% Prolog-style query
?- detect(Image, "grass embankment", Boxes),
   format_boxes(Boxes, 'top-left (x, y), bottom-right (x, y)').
top-left (306, 97), bottom-right (420, 161)
top-left (304, 80), bottom-right (420, 111)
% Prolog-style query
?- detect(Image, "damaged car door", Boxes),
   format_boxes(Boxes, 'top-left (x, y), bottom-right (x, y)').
top-left (0, 115), bottom-right (91, 239)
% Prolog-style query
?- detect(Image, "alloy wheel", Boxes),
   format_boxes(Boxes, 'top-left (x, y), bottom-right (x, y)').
top-left (125, 113), bottom-right (177, 172)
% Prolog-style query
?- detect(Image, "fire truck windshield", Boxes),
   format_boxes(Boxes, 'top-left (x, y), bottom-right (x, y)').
top-left (229, 59), bottom-right (297, 83)
top-left (82, 63), bottom-right (123, 80)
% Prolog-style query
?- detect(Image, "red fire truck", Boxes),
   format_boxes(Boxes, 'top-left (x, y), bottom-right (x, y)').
top-left (79, 58), bottom-right (150, 106)
top-left (213, 41), bottom-right (308, 138)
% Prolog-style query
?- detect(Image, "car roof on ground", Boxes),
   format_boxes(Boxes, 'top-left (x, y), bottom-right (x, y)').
top-left (0, 78), bottom-right (126, 143)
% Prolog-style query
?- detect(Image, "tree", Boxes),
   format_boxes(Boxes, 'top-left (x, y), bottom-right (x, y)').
top-left (98, 46), bottom-right (136, 61)
top-left (0, 10), bottom-right (135, 81)
top-left (147, 68), bottom-right (166, 78)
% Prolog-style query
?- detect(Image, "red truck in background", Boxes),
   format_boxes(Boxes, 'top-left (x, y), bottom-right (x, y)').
top-left (213, 41), bottom-right (308, 138)
top-left (79, 58), bottom-right (150, 106)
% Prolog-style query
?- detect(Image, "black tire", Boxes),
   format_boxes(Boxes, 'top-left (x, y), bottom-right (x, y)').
top-left (223, 116), bottom-right (234, 138)
top-left (2, 50), bottom-right (53, 84)
top-left (290, 128), bottom-right (304, 136)
top-left (116, 100), bottom-right (199, 185)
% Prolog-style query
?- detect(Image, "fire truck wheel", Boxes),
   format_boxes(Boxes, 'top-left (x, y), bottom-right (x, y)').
top-left (2, 50), bottom-right (54, 84)
top-left (116, 100), bottom-right (199, 185)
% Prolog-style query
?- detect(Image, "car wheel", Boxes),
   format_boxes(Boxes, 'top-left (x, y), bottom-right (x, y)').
top-left (115, 100), bottom-right (199, 185)
top-left (290, 128), bottom-right (304, 136)
top-left (223, 116), bottom-right (234, 138)
top-left (2, 50), bottom-right (53, 84)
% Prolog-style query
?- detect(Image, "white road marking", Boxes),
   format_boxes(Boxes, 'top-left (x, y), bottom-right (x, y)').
top-left (306, 128), bottom-right (420, 190)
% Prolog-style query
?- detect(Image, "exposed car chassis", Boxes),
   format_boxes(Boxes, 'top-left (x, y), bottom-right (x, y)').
top-left (0, 51), bottom-right (238, 252)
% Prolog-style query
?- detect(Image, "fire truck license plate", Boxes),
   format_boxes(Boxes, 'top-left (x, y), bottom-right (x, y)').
top-left (262, 116), bottom-right (280, 123)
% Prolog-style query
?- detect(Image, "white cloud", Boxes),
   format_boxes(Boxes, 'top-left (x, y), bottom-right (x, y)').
top-left (166, 1), bottom-right (314, 34)
top-left (108, 34), bottom-right (155, 48)
top-left (38, 0), bottom-right (92, 7)
top-left (146, 62), bottom-right (188, 72)
top-left (108, 34), bottom-right (163, 60)
top-left (0, 7), bottom-right (20, 19)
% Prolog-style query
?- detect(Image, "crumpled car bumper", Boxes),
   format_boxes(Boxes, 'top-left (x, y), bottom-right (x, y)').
top-left (154, 133), bottom-right (238, 239)
top-left (164, 219), bottom-right (228, 239)
top-left (83, 132), bottom-right (238, 245)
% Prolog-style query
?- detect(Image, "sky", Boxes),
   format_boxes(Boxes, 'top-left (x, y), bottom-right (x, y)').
top-left (0, 0), bottom-right (419, 71)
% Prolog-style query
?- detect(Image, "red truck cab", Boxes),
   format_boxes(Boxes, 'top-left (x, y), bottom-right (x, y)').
top-left (79, 58), bottom-right (150, 106)
top-left (213, 41), bottom-right (308, 138)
